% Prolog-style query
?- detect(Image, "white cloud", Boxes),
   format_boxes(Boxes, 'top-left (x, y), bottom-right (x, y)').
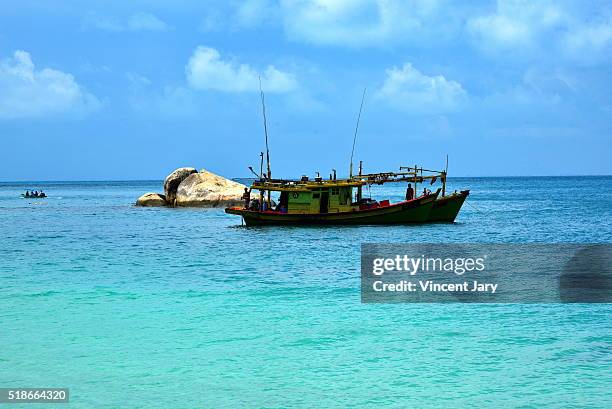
top-left (376, 63), bottom-right (467, 114)
top-left (467, 0), bottom-right (565, 53)
top-left (280, 0), bottom-right (451, 46)
top-left (199, 10), bottom-right (225, 32)
top-left (0, 50), bottom-right (100, 120)
top-left (562, 21), bottom-right (612, 62)
top-left (127, 73), bottom-right (198, 119)
top-left (83, 14), bottom-right (124, 32)
top-left (199, 1), bottom-right (278, 32)
top-left (127, 12), bottom-right (168, 31)
top-left (467, 0), bottom-right (612, 63)
top-left (84, 12), bottom-right (168, 32)
top-left (185, 46), bottom-right (296, 93)
top-left (468, 14), bottom-right (531, 49)
top-left (522, 66), bottom-right (576, 96)
top-left (202, 1), bottom-right (611, 65)
top-left (126, 73), bottom-right (152, 88)
top-left (129, 81), bottom-right (198, 119)
top-left (235, 0), bottom-right (278, 28)
top-left (199, 0), bottom-right (455, 46)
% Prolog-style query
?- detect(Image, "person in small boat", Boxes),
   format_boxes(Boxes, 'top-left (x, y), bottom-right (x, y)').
top-left (422, 188), bottom-right (431, 196)
top-left (405, 183), bottom-right (414, 201)
top-left (242, 188), bottom-right (251, 209)
top-left (24, 190), bottom-right (30, 197)
top-left (33, 190), bottom-right (39, 197)
top-left (39, 190), bottom-right (45, 198)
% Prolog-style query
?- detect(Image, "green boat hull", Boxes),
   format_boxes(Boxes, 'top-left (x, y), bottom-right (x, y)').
top-left (427, 190), bottom-right (469, 222)
top-left (226, 192), bottom-right (438, 226)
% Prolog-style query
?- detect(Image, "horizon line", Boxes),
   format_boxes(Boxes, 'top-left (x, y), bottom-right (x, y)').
top-left (1, 174), bottom-right (611, 183)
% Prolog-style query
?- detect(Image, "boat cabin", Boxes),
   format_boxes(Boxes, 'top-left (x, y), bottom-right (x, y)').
top-left (251, 178), bottom-right (364, 214)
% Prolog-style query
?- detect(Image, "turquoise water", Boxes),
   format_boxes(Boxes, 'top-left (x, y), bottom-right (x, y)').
top-left (1, 177), bottom-right (611, 408)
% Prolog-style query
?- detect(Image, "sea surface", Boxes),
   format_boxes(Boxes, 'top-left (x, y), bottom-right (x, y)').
top-left (1, 177), bottom-right (611, 408)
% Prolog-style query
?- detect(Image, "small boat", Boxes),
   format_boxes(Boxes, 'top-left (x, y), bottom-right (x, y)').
top-left (21, 193), bottom-right (47, 199)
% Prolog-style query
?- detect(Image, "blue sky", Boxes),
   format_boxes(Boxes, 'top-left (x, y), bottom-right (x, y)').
top-left (0, 0), bottom-right (611, 180)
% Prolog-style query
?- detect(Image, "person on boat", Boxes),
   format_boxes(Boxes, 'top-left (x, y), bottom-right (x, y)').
top-left (405, 183), bottom-right (414, 201)
top-left (422, 188), bottom-right (431, 196)
top-left (249, 198), bottom-right (260, 211)
top-left (25, 190), bottom-right (30, 197)
top-left (39, 190), bottom-right (45, 198)
top-left (33, 190), bottom-right (39, 197)
top-left (242, 188), bottom-right (251, 209)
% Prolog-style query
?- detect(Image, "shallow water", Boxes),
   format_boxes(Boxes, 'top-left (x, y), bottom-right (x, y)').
top-left (1, 177), bottom-right (611, 408)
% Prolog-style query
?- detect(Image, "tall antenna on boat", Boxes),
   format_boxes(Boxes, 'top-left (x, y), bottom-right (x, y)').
top-left (443, 154), bottom-right (449, 196)
top-left (349, 88), bottom-right (366, 178)
top-left (259, 76), bottom-right (271, 180)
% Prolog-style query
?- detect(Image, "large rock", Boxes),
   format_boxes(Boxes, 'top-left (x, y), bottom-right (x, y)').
top-left (175, 169), bottom-right (247, 208)
top-left (136, 192), bottom-right (167, 207)
top-left (164, 167), bottom-right (197, 206)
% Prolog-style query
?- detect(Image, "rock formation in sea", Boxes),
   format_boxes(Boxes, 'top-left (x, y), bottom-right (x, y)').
top-left (135, 167), bottom-right (247, 208)
top-left (175, 169), bottom-right (246, 208)
top-left (136, 192), bottom-right (167, 207)
top-left (163, 167), bottom-right (197, 206)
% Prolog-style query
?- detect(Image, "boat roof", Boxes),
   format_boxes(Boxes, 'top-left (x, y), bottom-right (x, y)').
top-left (249, 168), bottom-right (446, 192)
top-left (251, 178), bottom-right (365, 192)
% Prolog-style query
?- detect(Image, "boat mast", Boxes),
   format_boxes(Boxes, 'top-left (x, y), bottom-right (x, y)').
top-left (349, 88), bottom-right (366, 178)
top-left (357, 160), bottom-right (363, 201)
top-left (414, 164), bottom-right (418, 196)
top-left (259, 76), bottom-right (272, 208)
top-left (442, 154), bottom-right (448, 196)
top-left (260, 152), bottom-right (264, 181)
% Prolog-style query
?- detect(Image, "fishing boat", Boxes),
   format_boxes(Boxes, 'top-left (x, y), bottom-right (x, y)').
top-left (226, 170), bottom-right (440, 226)
top-left (225, 162), bottom-right (471, 226)
top-left (225, 84), bottom-right (469, 226)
